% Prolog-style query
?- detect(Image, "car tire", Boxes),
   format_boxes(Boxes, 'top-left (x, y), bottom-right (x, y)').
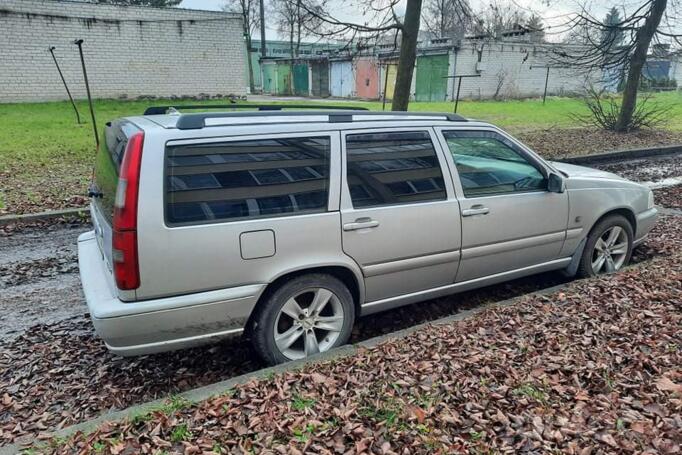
top-left (250, 274), bottom-right (355, 366)
top-left (576, 214), bottom-right (634, 278)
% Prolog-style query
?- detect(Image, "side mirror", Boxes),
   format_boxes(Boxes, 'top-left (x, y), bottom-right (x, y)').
top-left (547, 173), bottom-right (565, 193)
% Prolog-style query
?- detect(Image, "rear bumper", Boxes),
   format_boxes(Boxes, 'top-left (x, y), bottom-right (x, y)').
top-left (634, 207), bottom-right (658, 246)
top-left (78, 231), bottom-right (264, 356)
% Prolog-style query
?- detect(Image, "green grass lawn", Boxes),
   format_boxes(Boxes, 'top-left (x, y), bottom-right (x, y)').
top-left (1, 92), bottom-right (681, 173)
top-left (0, 92), bottom-right (680, 215)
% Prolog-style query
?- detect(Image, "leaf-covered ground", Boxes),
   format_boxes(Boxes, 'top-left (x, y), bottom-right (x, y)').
top-left (654, 185), bottom-right (682, 210)
top-left (41, 223), bottom-right (681, 454)
top-left (520, 128), bottom-right (682, 159)
top-left (0, 212), bottom-right (678, 449)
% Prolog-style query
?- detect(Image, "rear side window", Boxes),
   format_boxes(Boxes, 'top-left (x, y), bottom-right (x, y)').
top-left (345, 131), bottom-right (446, 208)
top-left (165, 136), bottom-right (331, 225)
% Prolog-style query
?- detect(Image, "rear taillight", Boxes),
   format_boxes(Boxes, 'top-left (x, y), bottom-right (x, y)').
top-left (112, 131), bottom-right (144, 290)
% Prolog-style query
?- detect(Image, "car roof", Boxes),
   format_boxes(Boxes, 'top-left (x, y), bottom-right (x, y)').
top-left (136, 110), bottom-right (493, 131)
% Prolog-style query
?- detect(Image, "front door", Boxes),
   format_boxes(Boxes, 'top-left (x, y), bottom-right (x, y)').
top-left (340, 128), bottom-right (462, 304)
top-left (437, 129), bottom-right (569, 282)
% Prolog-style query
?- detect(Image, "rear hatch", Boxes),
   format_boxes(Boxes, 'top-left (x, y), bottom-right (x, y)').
top-left (90, 120), bottom-right (140, 272)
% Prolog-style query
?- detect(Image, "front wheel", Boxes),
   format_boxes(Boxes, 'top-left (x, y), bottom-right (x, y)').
top-left (250, 274), bottom-right (355, 365)
top-left (577, 214), bottom-right (633, 278)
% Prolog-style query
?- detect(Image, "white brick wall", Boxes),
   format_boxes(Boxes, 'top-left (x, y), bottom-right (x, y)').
top-left (0, 0), bottom-right (247, 102)
top-left (450, 42), bottom-right (598, 100)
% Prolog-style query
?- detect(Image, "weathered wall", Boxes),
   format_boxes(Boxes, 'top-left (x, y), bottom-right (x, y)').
top-left (450, 42), bottom-right (595, 100)
top-left (0, 0), bottom-right (247, 103)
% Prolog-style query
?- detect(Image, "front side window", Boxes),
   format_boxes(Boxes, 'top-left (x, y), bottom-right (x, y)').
top-left (345, 131), bottom-right (447, 208)
top-left (443, 131), bottom-right (546, 197)
top-left (165, 136), bottom-right (330, 224)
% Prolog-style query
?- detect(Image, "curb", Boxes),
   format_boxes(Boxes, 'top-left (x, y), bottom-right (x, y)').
top-left (557, 144), bottom-right (682, 165)
top-left (0, 283), bottom-right (568, 454)
top-left (0, 207), bottom-right (88, 226)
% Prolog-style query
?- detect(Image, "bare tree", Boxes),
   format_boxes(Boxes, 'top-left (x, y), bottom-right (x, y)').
top-left (552, 0), bottom-right (678, 131)
top-left (470, 0), bottom-right (529, 38)
top-left (525, 14), bottom-right (545, 43)
top-left (572, 85), bottom-right (671, 130)
top-left (492, 68), bottom-right (508, 99)
top-left (223, 0), bottom-right (260, 93)
top-left (272, 0), bottom-right (327, 58)
top-left (421, 0), bottom-right (473, 40)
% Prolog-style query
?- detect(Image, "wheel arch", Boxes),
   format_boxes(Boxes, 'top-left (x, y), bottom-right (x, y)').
top-left (589, 207), bottom-right (637, 236)
top-left (564, 207), bottom-right (637, 278)
top-left (244, 264), bottom-right (364, 336)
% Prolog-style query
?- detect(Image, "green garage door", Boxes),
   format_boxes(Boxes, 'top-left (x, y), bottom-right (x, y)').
top-left (415, 55), bottom-right (449, 102)
top-left (262, 64), bottom-right (276, 94)
top-left (293, 63), bottom-right (309, 96)
top-left (276, 63), bottom-right (292, 95)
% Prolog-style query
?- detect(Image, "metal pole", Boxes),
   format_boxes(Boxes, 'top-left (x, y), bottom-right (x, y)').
top-left (382, 63), bottom-right (390, 111)
top-left (543, 67), bottom-right (550, 105)
top-left (73, 39), bottom-right (99, 149)
top-left (259, 0), bottom-right (266, 59)
top-left (48, 47), bottom-right (81, 124)
top-left (454, 76), bottom-right (463, 113)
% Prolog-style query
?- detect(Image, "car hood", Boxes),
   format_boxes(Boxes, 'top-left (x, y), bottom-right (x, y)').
top-left (550, 161), bottom-right (626, 181)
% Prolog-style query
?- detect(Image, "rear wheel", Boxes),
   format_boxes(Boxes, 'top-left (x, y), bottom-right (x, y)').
top-left (250, 274), bottom-right (355, 365)
top-left (577, 214), bottom-right (633, 278)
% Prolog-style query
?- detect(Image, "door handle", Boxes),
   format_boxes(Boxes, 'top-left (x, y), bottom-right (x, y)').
top-left (462, 205), bottom-right (490, 217)
top-left (343, 217), bottom-right (380, 231)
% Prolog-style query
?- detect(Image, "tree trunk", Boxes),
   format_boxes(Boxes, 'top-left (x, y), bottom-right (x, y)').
top-left (615, 0), bottom-right (667, 131)
top-left (295, 0), bottom-right (301, 58)
top-left (259, 0), bottom-right (266, 59)
top-left (391, 0), bottom-right (423, 111)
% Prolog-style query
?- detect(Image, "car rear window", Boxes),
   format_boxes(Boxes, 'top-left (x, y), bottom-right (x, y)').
top-left (345, 131), bottom-right (447, 208)
top-left (165, 136), bottom-right (331, 225)
top-left (94, 120), bottom-right (139, 223)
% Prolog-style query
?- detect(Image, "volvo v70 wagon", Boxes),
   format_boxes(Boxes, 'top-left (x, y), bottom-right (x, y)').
top-left (78, 107), bottom-right (657, 365)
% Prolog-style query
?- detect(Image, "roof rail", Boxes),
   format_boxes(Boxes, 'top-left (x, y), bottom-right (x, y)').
top-left (143, 104), bottom-right (369, 115)
top-left (173, 110), bottom-right (468, 130)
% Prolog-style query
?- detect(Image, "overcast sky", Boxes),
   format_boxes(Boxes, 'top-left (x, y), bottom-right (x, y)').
top-left (179, 0), bottom-right (615, 42)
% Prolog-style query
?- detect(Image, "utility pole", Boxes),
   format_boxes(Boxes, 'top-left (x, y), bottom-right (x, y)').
top-left (259, 0), bottom-right (266, 59)
top-left (259, 0), bottom-right (266, 93)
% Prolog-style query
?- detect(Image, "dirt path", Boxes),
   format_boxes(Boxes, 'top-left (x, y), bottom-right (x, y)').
top-left (0, 224), bottom-right (87, 339)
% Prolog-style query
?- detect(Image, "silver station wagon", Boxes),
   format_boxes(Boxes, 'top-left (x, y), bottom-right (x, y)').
top-left (78, 106), bottom-right (657, 365)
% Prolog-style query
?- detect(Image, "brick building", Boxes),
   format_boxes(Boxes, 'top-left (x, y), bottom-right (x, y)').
top-left (0, 0), bottom-right (247, 102)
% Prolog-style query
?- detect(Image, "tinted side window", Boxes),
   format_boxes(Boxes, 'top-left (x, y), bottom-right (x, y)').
top-left (442, 131), bottom-right (546, 197)
top-left (165, 137), bottom-right (330, 224)
top-left (346, 131), bottom-right (446, 208)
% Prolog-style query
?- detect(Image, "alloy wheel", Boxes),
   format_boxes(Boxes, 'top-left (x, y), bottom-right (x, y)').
top-left (273, 287), bottom-right (345, 360)
top-left (591, 226), bottom-right (629, 274)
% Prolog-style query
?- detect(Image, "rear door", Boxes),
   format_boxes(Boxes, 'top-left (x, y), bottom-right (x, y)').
top-left (340, 128), bottom-right (462, 304)
top-left (90, 120), bottom-right (141, 272)
top-left (436, 128), bottom-right (569, 282)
